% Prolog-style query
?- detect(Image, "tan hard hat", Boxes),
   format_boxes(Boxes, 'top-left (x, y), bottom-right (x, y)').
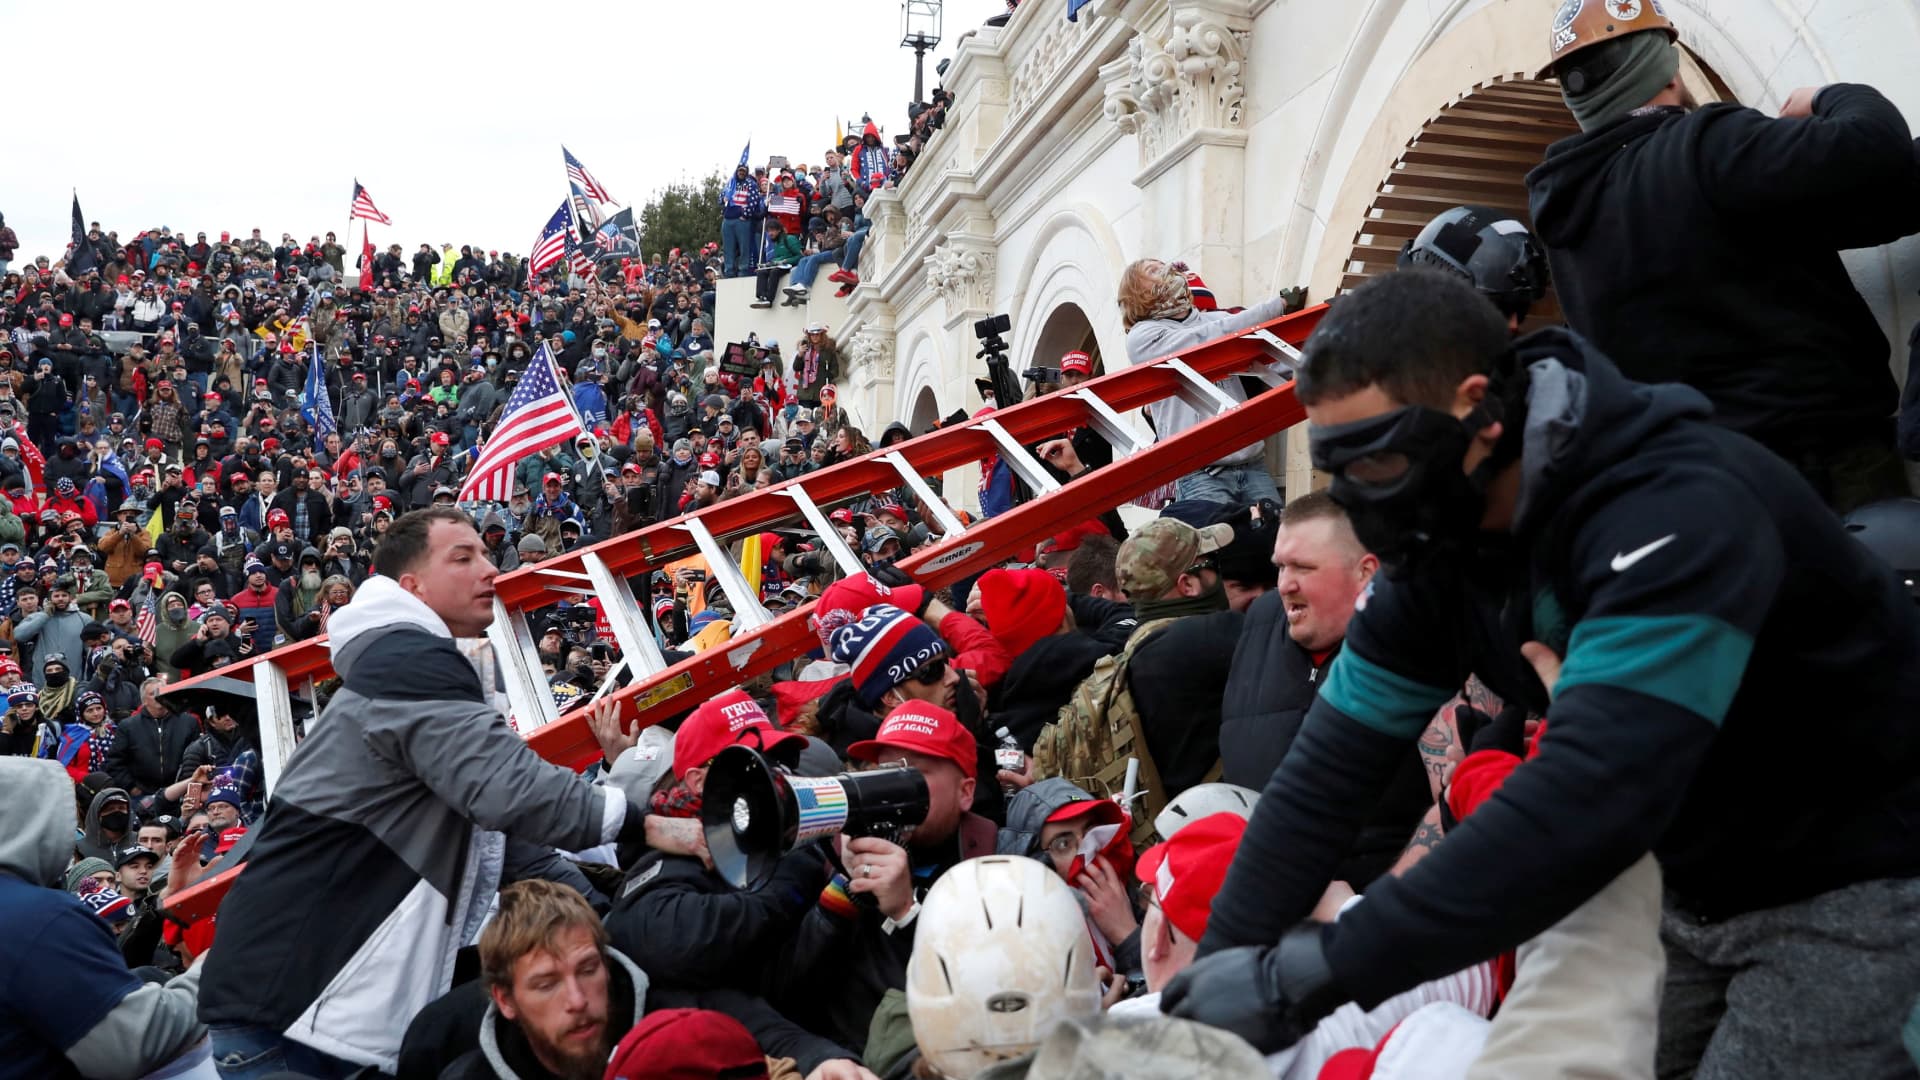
top-left (1542, 0), bottom-right (1678, 78)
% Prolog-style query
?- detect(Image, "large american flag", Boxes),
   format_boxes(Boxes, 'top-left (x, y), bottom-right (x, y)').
top-left (563, 146), bottom-right (615, 205)
top-left (766, 194), bottom-right (802, 216)
top-left (457, 345), bottom-right (585, 502)
top-left (350, 180), bottom-right (391, 225)
top-left (529, 201), bottom-right (572, 277)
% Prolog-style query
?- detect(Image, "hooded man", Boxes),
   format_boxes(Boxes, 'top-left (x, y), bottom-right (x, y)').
top-left (149, 591), bottom-right (198, 681)
top-left (274, 547), bottom-right (327, 642)
top-left (77, 785), bottom-right (134, 863)
top-left (0, 759), bottom-right (209, 1079)
top-left (197, 508), bottom-right (698, 1074)
top-left (1526, 0), bottom-right (1920, 511)
top-left (1170, 269), bottom-right (1920, 1078)
top-left (14, 581), bottom-right (89, 687)
top-left (441, 880), bottom-right (652, 1080)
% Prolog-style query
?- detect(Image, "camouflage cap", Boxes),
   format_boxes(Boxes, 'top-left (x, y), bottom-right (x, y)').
top-left (1115, 517), bottom-right (1234, 599)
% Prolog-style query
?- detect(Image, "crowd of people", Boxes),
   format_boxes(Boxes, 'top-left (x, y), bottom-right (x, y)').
top-left (4, 2), bottom-right (1920, 1079)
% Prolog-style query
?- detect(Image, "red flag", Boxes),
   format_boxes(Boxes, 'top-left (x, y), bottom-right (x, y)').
top-left (16, 432), bottom-right (44, 496)
top-left (360, 234), bottom-right (377, 288)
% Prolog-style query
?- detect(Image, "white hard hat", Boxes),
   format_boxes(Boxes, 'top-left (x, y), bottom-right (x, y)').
top-left (1153, 781), bottom-right (1260, 840)
top-left (908, 856), bottom-right (1102, 1077)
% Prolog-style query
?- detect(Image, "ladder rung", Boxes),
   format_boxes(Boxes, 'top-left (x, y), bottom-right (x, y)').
top-left (777, 485), bottom-right (867, 575)
top-left (581, 552), bottom-right (669, 678)
top-left (685, 517), bottom-right (774, 632)
top-left (885, 452), bottom-right (968, 537)
top-left (489, 599), bottom-right (561, 732)
top-left (1242, 328), bottom-right (1304, 372)
top-left (1164, 358), bottom-right (1240, 417)
top-left (531, 568), bottom-right (595, 582)
top-left (980, 418), bottom-right (1063, 497)
top-left (590, 657), bottom-right (629, 702)
top-left (254, 661), bottom-right (295, 797)
top-left (1066, 389), bottom-right (1145, 457)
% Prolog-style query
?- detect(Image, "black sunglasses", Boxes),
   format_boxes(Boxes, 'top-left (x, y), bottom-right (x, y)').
top-left (905, 655), bottom-right (949, 687)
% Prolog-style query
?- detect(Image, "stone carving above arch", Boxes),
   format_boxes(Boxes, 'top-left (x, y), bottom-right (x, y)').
top-left (923, 240), bottom-right (999, 320)
top-left (848, 326), bottom-right (896, 381)
top-left (1102, 3), bottom-right (1249, 168)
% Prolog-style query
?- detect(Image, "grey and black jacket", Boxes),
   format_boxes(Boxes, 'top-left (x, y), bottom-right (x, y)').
top-left (196, 574), bottom-right (634, 1072)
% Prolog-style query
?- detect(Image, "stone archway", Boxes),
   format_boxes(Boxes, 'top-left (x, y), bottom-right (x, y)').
top-left (908, 386), bottom-right (941, 435)
top-left (1025, 301), bottom-right (1105, 380)
top-left (1331, 61), bottom-right (1730, 333)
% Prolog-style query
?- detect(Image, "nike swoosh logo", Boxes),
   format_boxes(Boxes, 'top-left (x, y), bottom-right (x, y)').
top-left (1611, 535), bottom-right (1677, 572)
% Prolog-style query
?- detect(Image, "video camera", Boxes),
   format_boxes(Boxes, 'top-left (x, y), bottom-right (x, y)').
top-left (700, 744), bottom-right (929, 890)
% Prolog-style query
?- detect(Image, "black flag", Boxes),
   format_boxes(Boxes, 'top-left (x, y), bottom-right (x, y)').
top-left (67, 193), bottom-right (98, 277)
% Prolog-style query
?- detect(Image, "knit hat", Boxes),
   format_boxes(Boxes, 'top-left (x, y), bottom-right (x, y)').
top-left (604, 1008), bottom-right (767, 1080)
top-left (80, 886), bottom-right (135, 924)
top-left (848, 700), bottom-right (977, 780)
top-left (672, 688), bottom-right (804, 779)
top-left (1134, 811), bottom-right (1246, 942)
top-left (204, 785), bottom-right (243, 810)
top-left (1561, 30), bottom-right (1679, 131)
top-left (976, 567), bottom-right (1067, 658)
top-left (1181, 268), bottom-right (1217, 312)
top-left (1114, 518), bottom-right (1233, 599)
top-left (64, 858), bottom-right (113, 894)
top-left (828, 604), bottom-right (947, 707)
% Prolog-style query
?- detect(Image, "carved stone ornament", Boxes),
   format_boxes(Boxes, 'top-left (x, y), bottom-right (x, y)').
top-left (1103, 6), bottom-right (1248, 164)
top-left (1008, 14), bottom-right (1094, 119)
top-left (848, 328), bottom-right (896, 380)
top-left (923, 242), bottom-right (998, 319)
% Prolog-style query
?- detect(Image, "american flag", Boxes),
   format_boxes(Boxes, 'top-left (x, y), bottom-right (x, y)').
top-left (302, 343), bottom-right (337, 438)
top-left (529, 201), bottom-right (572, 277)
top-left (766, 194), bottom-right (801, 216)
top-left (564, 146), bottom-right (616, 205)
top-left (350, 180), bottom-right (391, 225)
top-left (565, 229), bottom-right (596, 278)
top-left (457, 345), bottom-right (586, 502)
top-left (284, 288), bottom-right (316, 350)
top-left (134, 590), bottom-right (157, 647)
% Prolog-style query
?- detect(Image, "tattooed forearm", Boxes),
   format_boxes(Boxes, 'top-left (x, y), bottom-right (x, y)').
top-left (1390, 805), bottom-right (1446, 877)
top-left (1418, 706), bottom-right (1461, 798)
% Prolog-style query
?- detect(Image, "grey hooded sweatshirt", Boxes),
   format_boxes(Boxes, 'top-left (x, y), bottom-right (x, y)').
top-left (0, 758), bottom-right (206, 1079)
top-left (196, 574), bottom-right (636, 1071)
top-left (76, 785), bottom-right (133, 863)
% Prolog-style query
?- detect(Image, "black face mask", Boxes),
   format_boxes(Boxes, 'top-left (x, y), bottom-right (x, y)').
top-left (43, 669), bottom-right (70, 688)
top-left (100, 811), bottom-right (129, 832)
top-left (1310, 403), bottom-right (1503, 575)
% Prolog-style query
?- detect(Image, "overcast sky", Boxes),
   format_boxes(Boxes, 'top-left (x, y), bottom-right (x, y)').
top-left (6, 0), bottom-right (1008, 262)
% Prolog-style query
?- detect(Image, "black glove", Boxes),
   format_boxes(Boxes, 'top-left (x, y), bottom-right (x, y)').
top-left (1160, 923), bottom-right (1345, 1053)
top-left (1453, 701), bottom-right (1529, 757)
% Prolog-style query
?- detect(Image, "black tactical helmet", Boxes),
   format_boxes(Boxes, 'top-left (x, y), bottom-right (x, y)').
top-left (1398, 205), bottom-right (1551, 322)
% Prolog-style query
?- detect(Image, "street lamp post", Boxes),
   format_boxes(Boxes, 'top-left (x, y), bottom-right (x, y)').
top-left (901, 0), bottom-right (944, 105)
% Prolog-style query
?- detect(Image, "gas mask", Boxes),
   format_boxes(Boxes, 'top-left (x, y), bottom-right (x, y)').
top-left (1309, 378), bottom-right (1523, 575)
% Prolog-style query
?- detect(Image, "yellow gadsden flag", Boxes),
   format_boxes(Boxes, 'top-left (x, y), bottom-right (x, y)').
top-left (145, 504), bottom-right (165, 543)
